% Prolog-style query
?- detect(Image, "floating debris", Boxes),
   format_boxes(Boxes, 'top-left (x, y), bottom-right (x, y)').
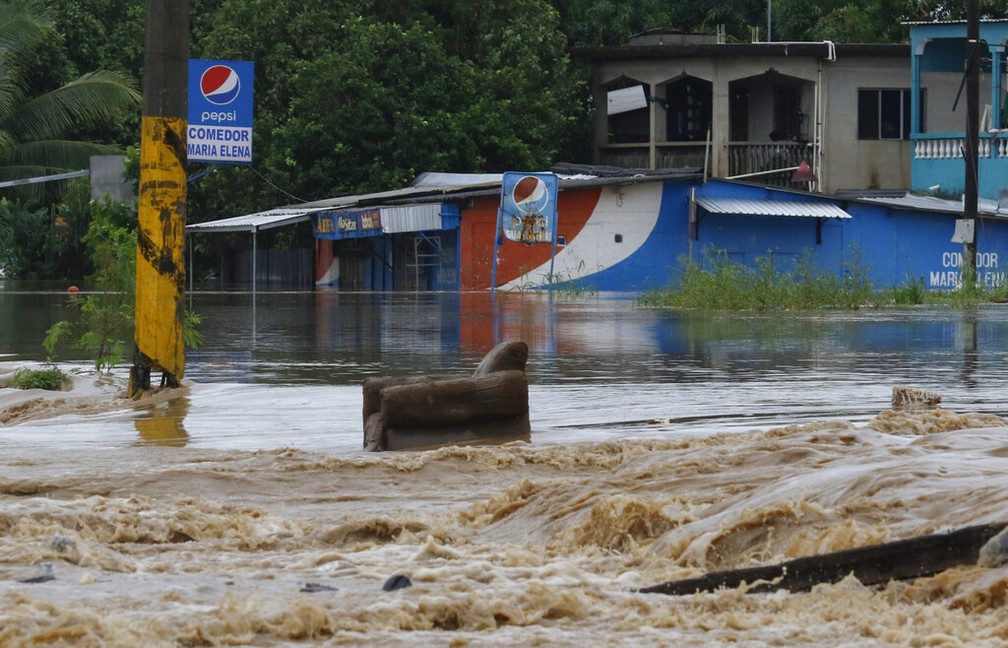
top-left (891, 386), bottom-right (942, 411)
top-left (19, 562), bottom-right (54, 584)
top-left (382, 574), bottom-right (412, 591)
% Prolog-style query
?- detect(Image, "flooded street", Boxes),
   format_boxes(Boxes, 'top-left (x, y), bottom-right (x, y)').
top-left (3, 287), bottom-right (1007, 450)
top-left (3, 285), bottom-right (1008, 645)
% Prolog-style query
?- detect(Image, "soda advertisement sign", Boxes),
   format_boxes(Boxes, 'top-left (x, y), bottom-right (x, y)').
top-left (187, 59), bottom-right (254, 164)
top-left (499, 172), bottom-right (559, 244)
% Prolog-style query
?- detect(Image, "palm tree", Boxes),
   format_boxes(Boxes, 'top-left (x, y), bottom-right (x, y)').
top-left (0, 1), bottom-right (140, 202)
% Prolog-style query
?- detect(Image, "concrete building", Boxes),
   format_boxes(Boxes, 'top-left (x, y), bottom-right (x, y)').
top-left (573, 31), bottom-right (912, 194)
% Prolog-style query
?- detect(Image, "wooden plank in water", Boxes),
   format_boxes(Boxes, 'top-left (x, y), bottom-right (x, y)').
top-left (639, 522), bottom-right (1008, 595)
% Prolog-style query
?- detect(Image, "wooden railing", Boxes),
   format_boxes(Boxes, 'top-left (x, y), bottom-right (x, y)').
top-left (728, 142), bottom-right (813, 176)
top-left (596, 143), bottom-right (708, 171)
top-left (597, 141), bottom-right (814, 186)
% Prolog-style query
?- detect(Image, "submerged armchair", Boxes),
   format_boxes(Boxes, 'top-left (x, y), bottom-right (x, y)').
top-left (362, 340), bottom-right (531, 451)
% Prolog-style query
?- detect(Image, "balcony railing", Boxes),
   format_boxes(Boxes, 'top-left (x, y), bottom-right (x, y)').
top-left (597, 142), bottom-right (812, 185)
top-left (911, 132), bottom-right (1008, 198)
top-left (728, 142), bottom-right (812, 175)
top-left (914, 133), bottom-right (1008, 159)
top-left (596, 142), bottom-right (708, 171)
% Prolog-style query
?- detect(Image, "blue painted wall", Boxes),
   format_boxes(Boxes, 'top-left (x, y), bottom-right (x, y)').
top-left (672, 180), bottom-right (1008, 292)
top-left (575, 181), bottom-right (695, 292)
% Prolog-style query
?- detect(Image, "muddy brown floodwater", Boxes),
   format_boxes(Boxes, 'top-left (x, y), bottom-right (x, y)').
top-left (3, 288), bottom-right (1008, 645)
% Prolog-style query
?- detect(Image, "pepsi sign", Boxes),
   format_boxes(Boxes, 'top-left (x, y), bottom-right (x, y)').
top-left (499, 172), bottom-right (558, 244)
top-left (187, 59), bottom-right (254, 164)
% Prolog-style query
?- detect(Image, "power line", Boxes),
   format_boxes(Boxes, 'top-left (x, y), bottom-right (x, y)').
top-left (248, 165), bottom-right (306, 203)
top-left (0, 169), bottom-right (87, 188)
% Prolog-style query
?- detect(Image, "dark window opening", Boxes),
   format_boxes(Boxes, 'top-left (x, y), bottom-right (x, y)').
top-left (771, 86), bottom-right (804, 141)
top-left (858, 89), bottom-right (923, 140)
top-left (664, 77), bottom-right (712, 142)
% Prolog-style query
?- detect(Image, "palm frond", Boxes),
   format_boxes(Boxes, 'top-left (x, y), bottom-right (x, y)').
top-left (8, 70), bottom-right (141, 142)
top-left (0, 162), bottom-right (78, 205)
top-left (0, 126), bottom-right (16, 162)
top-left (9, 139), bottom-right (117, 170)
top-left (0, 162), bottom-right (63, 180)
top-left (0, 2), bottom-right (50, 62)
top-left (0, 71), bottom-right (24, 125)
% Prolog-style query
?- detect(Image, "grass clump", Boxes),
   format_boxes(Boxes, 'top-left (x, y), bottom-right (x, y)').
top-left (11, 366), bottom-right (70, 391)
top-left (642, 249), bottom-right (1008, 312)
top-left (641, 249), bottom-right (874, 311)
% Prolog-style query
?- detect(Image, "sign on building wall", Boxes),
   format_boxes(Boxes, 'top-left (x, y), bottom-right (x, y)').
top-left (187, 59), bottom-right (254, 164)
top-left (314, 209), bottom-right (384, 239)
top-left (499, 172), bottom-right (559, 244)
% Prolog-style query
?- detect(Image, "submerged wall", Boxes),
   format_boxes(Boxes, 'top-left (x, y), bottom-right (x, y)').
top-left (461, 177), bottom-right (1008, 293)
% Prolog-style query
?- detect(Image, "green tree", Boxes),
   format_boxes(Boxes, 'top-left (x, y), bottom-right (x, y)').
top-left (186, 0), bottom-right (584, 222)
top-left (769, 0), bottom-right (1008, 43)
top-left (0, 1), bottom-right (140, 203)
top-left (0, 178), bottom-right (94, 279)
top-left (551, 0), bottom-right (674, 47)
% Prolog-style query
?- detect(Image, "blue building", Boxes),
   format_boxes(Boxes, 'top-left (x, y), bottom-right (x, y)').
top-left (690, 180), bottom-right (1008, 292)
top-left (909, 19), bottom-right (1008, 200)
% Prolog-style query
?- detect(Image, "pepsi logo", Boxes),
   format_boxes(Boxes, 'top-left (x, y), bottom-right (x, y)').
top-left (200, 65), bottom-right (241, 106)
top-left (512, 175), bottom-right (549, 215)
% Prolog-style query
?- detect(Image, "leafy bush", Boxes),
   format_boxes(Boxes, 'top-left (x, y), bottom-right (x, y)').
top-left (45, 196), bottom-right (136, 372)
top-left (12, 366), bottom-right (70, 391)
top-left (44, 195), bottom-right (203, 374)
top-left (641, 248), bottom-right (876, 311)
top-left (641, 249), bottom-right (1008, 312)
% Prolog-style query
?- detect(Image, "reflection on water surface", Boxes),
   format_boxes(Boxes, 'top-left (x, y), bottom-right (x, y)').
top-left (2, 283), bottom-right (1007, 450)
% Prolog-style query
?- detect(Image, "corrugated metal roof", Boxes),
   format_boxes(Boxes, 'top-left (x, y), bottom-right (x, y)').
top-left (695, 196), bottom-right (851, 219)
top-left (188, 170), bottom-right (704, 235)
top-left (379, 203), bottom-right (443, 233)
top-left (186, 208), bottom-right (323, 233)
top-left (858, 193), bottom-right (1008, 218)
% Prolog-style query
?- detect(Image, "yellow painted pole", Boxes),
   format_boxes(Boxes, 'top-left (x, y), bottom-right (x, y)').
top-left (129, 0), bottom-right (190, 396)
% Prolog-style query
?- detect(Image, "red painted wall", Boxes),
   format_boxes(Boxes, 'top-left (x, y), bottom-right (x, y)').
top-left (459, 188), bottom-right (601, 290)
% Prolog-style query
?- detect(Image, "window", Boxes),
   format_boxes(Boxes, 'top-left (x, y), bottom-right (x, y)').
top-left (664, 76), bottom-right (712, 142)
top-left (772, 86), bottom-right (804, 141)
top-left (857, 88), bottom-right (924, 140)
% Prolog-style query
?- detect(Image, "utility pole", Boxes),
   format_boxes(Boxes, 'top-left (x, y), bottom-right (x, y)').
top-left (129, 0), bottom-right (190, 396)
top-left (767, 0), bottom-right (772, 42)
top-left (962, 0), bottom-right (980, 293)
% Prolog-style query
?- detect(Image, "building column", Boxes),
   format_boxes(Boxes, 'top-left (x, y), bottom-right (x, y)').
top-left (991, 44), bottom-right (1004, 129)
top-left (711, 71), bottom-right (730, 177)
top-left (648, 82), bottom-right (657, 169)
top-left (911, 41), bottom-right (924, 135)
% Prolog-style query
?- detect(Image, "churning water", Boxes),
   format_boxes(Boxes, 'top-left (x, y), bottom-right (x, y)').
top-left (3, 285), bottom-right (1008, 645)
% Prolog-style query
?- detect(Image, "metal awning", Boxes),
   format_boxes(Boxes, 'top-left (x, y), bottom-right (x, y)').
top-left (184, 206), bottom-right (328, 299)
top-left (695, 197), bottom-right (851, 219)
top-left (185, 207), bottom-right (325, 233)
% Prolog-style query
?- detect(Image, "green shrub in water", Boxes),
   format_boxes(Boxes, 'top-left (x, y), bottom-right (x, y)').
top-left (641, 249), bottom-right (1008, 312)
top-left (12, 366), bottom-right (70, 391)
top-left (888, 275), bottom-right (928, 305)
top-left (640, 248), bottom-right (876, 311)
top-left (44, 196), bottom-right (204, 374)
